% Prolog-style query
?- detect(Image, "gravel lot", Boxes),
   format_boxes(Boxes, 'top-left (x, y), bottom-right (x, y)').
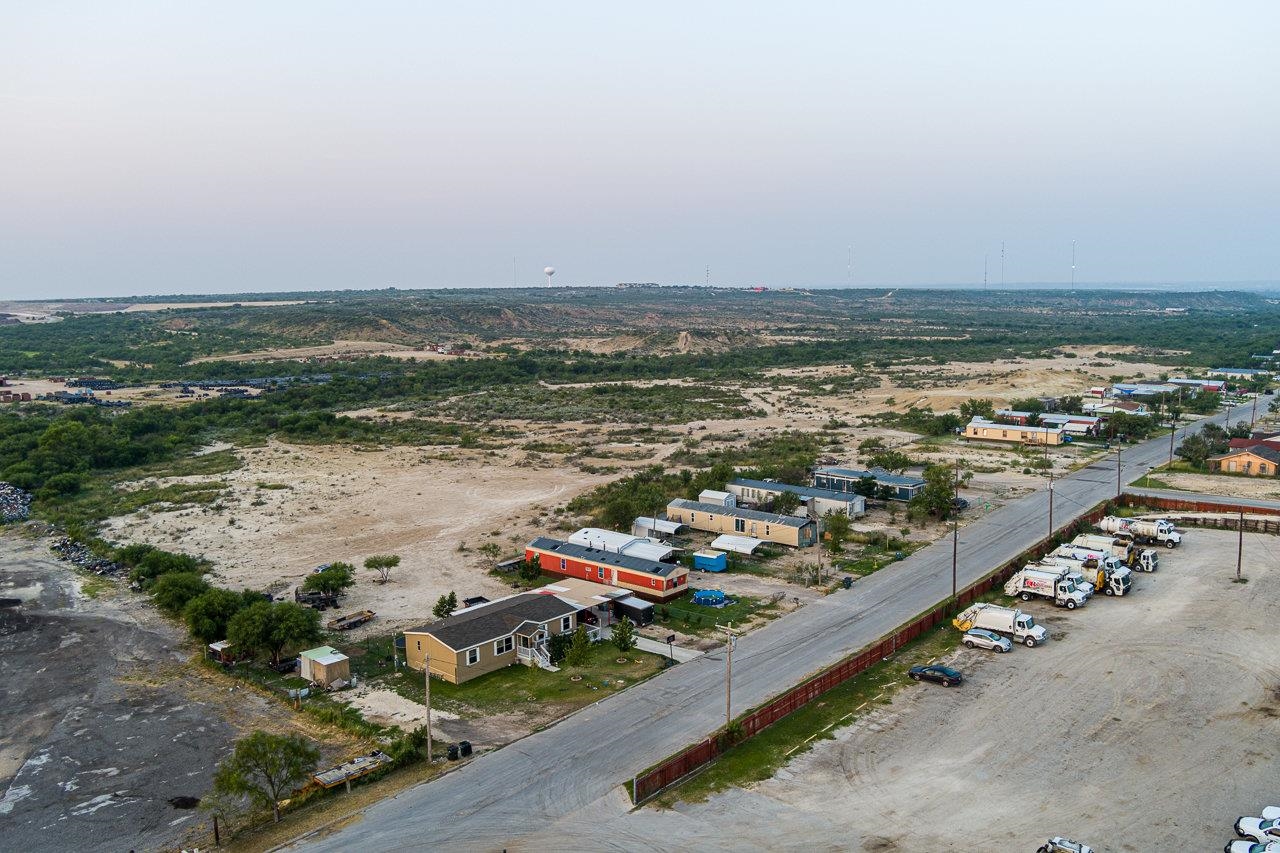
top-left (517, 527), bottom-right (1280, 851)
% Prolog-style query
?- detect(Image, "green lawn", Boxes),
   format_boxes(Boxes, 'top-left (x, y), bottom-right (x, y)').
top-left (373, 641), bottom-right (665, 717)
top-left (650, 623), bottom-right (959, 806)
top-left (652, 593), bottom-right (780, 637)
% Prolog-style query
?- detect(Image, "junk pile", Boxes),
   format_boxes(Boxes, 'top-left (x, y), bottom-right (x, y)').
top-left (51, 537), bottom-right (125, 576)
top-left (0, 483), bottom-right (32, 522)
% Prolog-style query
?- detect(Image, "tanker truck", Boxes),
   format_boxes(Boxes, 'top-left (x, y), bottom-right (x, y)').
top-left (1042, 550), bottom-right (1132, 597)
top-left (1096, 516), bottom-right (1182, 549)
top-left (1071, 533), bottom-right (1159, 572)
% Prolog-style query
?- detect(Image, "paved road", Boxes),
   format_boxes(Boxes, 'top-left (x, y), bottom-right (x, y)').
top-left (1127, 485), bottom-right (1280, 512)
top-left (294, 400), bottom-right (1262, 852)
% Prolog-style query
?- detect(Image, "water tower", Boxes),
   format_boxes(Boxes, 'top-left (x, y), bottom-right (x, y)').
top-left (544, 266), bottom-right (555, 288)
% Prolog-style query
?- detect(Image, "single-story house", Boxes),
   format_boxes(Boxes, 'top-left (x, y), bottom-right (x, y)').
top-left (697, 489), bottom-right (736, 507)
top-left (666, 498), bottom-right (818, 547)
top-left (567, 528), bottom-right (677, 562)
top-left (811, 466), bottom-right (926, 502)
top-left (1085, 386), bottom-right (1109, 398)
top-left (1084, 400), bottom-right (1151, 416)
top-left (403, 592), bottom-right (586, 684)
top-left (725, 478), bottom-right (866, 518)
top-left (965, 417), bottom-right (1066, 446)
top-left (1039, 413), bottom-right (1102, 437)
top-left (299, 646), bottom-right (351, 688)
top-left (1168, 377), bottom-right (1224, 394)
top-left (525, 537), bottom-right (690, 601)
top-left (1208, 446), bottom-right (1280, 477)
top-left (1110, 382), bottom-right (1180, 397)
top-left (1228, 437), bottom-right (1280, 453)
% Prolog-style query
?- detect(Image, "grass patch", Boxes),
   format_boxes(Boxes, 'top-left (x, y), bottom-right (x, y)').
top-left (650, 623), bottom-right (959, 806)
top-left (652, 593), bottom-right (779, 637)
top-left (256, 481), bottom-right (293, 490)
top-left (375, 642), bottom-right (665, 718)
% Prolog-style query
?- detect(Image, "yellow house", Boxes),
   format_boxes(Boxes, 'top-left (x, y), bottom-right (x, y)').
top-left (402, 592), bottom-right (586, 684)
top-left (965, 417), bottom-right (1065, 446)
top-left (1208, 446), bottom-right (1280, 476)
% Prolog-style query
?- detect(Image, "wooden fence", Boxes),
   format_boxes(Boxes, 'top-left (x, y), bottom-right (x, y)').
top-left (1120, 492), bottom-right (1280, 521)
top-left (630, 504), bottom-right (1109, 804)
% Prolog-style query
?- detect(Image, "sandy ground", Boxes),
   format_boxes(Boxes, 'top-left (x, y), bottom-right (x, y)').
top-left (102, 442), bottom-right (614, 631)
top-left (187, 339), bottom-right (481, 364)
top-left (1156, 471), bottom-right (1280, 501)
top-left (515, 527), bottom-right (1280, 851)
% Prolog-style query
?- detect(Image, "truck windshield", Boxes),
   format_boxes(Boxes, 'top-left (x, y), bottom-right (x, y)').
top-left (1016, 617), bottom-right (1035, 629)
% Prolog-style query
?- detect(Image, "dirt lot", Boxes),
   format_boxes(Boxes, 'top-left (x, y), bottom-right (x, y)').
top-left (1156, 471), bottom-right (1280, 502)
top-left (568, 527), bottom-right (1280, 851)
top-left (102, 442), bottom-right (613, 631)
top-left (187, 339), bottom-right (482, 364)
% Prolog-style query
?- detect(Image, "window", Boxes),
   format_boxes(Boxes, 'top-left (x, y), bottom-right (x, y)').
top-left (559, 558), bottom-right (566, 571)
top-left (765, 525), bottom-right (770, 536)
top-left (466, 648), bottom-right (480, 666)
top-left (416, 640), bottom-right (421, 650)
top-left (690, 513), bottom-right (696, 523)
top-left (734, 518), bottom-right (746, 533)
top-left (1002, 430), bottom-right (1008, 438)
top-left (493, 637), bottom-right (513, 655)
top-left (561, 616), bottom-right (572, 632)
top-left (597, 566), bottom-right (604, 579)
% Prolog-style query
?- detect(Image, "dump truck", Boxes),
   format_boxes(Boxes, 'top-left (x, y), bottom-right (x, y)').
top-left (1004, 566), bottom-right (1089, 608)
top-left (1043, 552), bottom-right (1132, 597)
top-left (1096, 515), bottom-right (1182, 548)
top-left (327, 609), bottom-right (375, 631)
top-left (1071, 533), bottom-right (1159, 572)
top-left (953, 602), bottom-right (1048, 647)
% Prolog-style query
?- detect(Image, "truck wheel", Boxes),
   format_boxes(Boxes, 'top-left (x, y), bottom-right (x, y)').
top-left (1105, 587), bottom-right (1115, 596)
top-left (1020, 592), bottom-right (1032, 602)
top-left (1025, 637), bottom-right (1037, 647)
top-left (1165, 540), bottom-right (1176, 549)
top-left (1065, 600), bottom-right (1077, 610)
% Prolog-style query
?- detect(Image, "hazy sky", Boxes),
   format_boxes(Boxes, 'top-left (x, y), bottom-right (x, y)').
top-left (3, 2), bottom-right (1277, 298)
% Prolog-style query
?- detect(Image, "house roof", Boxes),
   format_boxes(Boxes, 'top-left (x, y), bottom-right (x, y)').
top-left (813, 466), bottom-right (925, 488)
top-left (667, 498), bottom-right (814, 528)
top-left (728, 478), bottom-right (866, 504)
top-left (634, 516), bottom-right (684, 534)
top-left (405, 592), bottom-right (579, 652)
top-left (967, 416), bottom-right (1062, 435)
top-left (300, 645), bottom-right (341, 661)
top-left (698, 489), bottom-right (734, 501)
top-left (1212, 445), bottom-right (1280, 465)
top-left (528, 536), bottom-right (685, 577)
top-left (567, 528), bottom-right (676, 562)
top-left (710, 534), bottom-right (764, 554)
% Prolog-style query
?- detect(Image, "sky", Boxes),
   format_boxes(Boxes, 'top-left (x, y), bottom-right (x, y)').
top-left (2, 2), bottom-right (1278, 298)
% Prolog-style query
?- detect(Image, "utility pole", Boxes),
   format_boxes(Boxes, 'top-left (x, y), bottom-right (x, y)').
top-left (424, 653), bottom-right (433, 763)
top-left (717, 625), bottom-right (741, 731)
top-left (1252, 392), bottom-right (1258, 426)
top-left (1237, 509), bottom-right (1245, 582)
top-left (1116, 442), bottom-right (1122, 498)
top-left (1048, 472), bottom-right (1054, 538)
top-left (951, 458), bottom-right (959, 600)
top-left (1168, 415), bottom-right (1176, 466)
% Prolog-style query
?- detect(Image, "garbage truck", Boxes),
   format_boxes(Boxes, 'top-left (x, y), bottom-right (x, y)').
top-left (1004, 566), bottom-right (1090, 609)
top-left (1071, 533), bottom-right (1159, 572)
top-left (1096, 515), bottom-right (1182, 549)
top-left (1042, 551), bottom-right (1132, 597)
top-left (953, 602), bottom-right (1049, 647)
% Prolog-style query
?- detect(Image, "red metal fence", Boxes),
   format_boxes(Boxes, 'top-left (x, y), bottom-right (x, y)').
top-left (631, 504), bottom-right (1112, 804)
top-left (1121, 493), bottom-right (1280, 519)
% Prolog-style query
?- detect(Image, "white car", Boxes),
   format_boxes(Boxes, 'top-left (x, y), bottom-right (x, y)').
top-left (1037, 838), bottom-right (1093, 853)
top-left (1225, 841), bottom-right (1280, 853)
top-left (1238, 817), bottom-right (1280, 843)
top-left (962, 628), bottom-right (1012, 653)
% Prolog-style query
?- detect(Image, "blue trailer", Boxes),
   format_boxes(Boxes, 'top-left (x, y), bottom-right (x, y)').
top-left (693, 549), bottom-right (728, 572)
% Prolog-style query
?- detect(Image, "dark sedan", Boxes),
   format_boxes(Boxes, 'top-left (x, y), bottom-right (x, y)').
top-left (908, 664), bottom-right (963, 687)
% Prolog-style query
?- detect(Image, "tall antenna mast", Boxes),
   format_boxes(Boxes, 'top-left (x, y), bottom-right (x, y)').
top-left (1000, 241), bottom-right (1005, 287)
top-left (983, 253), bottom-right (988, 289)
top-left (847, 244), bottom-right (853, 286)
top-left (1071, 240), bottom-right (1076, 287)
top-left (705, 266), bottom-right (710, 286)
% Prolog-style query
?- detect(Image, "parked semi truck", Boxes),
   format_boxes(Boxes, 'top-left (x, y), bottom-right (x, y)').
top-left (1004, 566), bottom-right (1090, 608)
top-left (953, 603), bottom-right (1049, 647)
top-left (1096, 516), bottom-right (1182, 549)
top-left (1042, 551), bottom-right (1132, 596)
top-left (1071, 533), bottom-right (1159, 572)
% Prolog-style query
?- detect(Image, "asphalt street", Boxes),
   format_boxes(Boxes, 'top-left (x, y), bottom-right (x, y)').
top-left (293, 398), bottom-right (1265, 852)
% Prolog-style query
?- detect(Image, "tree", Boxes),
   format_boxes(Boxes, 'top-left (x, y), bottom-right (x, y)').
top-left (959, 398), bottom-right (995, 420)
top-left (869, 450), bottom-right (913, 474)
top-left (129, 548), bottom-right (203, 587)
top-left (477, 543), bottom-right (502, 565)
top-left (1058, 395), bottom-right (1084, 415)
top-left (1008, 397), bottom-right (1046, 413)
top-left (612, 617), bottom-right (636, 652)
top-left (772, 490), bottom-right (802, 515)
top-left (184, 587), bottom-right (248, 643)
top-left (227, 601), bottom-right (321, 666)
top-left (852, 475), bottom-right (878, 498)
top-left (566, 625), bottom-right (593, 666)
top-left (433, 591), bottom-right (457, 619)
top-left (213, 731), bottom-right (319, 823)
top-left (518, 556), bottom-right (542, 582)
top-left (823, 510), bottom-right (851, 553)
top-left (1024, 412), bottom-right (1042, 427)
top-left (302, 562), bottom-right (355, 597)
top-left (150, 571), bottom-right (210, 616)
top-left (909, 463), bottom-right (957, 520)
top-left (364, 554), bottom-right (401, 584)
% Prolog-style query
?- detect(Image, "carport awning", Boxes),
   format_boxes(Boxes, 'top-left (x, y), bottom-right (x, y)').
top-left (710, 534), bottom-right (764, 554)
top-left (635, 516), bottom-right (684, 535)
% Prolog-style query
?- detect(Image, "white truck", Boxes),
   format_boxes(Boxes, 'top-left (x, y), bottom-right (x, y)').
top-left (1096, 515), bottom-right (1182, 549)
top-left (1071, 533), bottom-right (1159, 572)
top-left (1043, 549), bottom-right (1132, 597)
top-left (1004, 566), bottom-right (1090, 609)
top-left (953, 602), bottom-right (1049, 647)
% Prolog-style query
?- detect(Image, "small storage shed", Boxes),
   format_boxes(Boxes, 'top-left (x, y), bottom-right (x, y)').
top-left (692, 549), bottom-right (728, 572)
top-left (299, 645), bottom-right (351, 688)
top-left (612, 595), bottom-right (654, 626)
top-left (208, 640), bottom-right (234, 664)
top-left (697, 489), bottom-right (736, 507)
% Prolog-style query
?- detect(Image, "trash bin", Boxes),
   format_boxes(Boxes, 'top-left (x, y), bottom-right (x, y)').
top-left (447, 744), bottom-right (460, 761)
top-left (842, 576), bottom-right (853, 589)
top-left (459, 740), bottom-right (472, 757)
